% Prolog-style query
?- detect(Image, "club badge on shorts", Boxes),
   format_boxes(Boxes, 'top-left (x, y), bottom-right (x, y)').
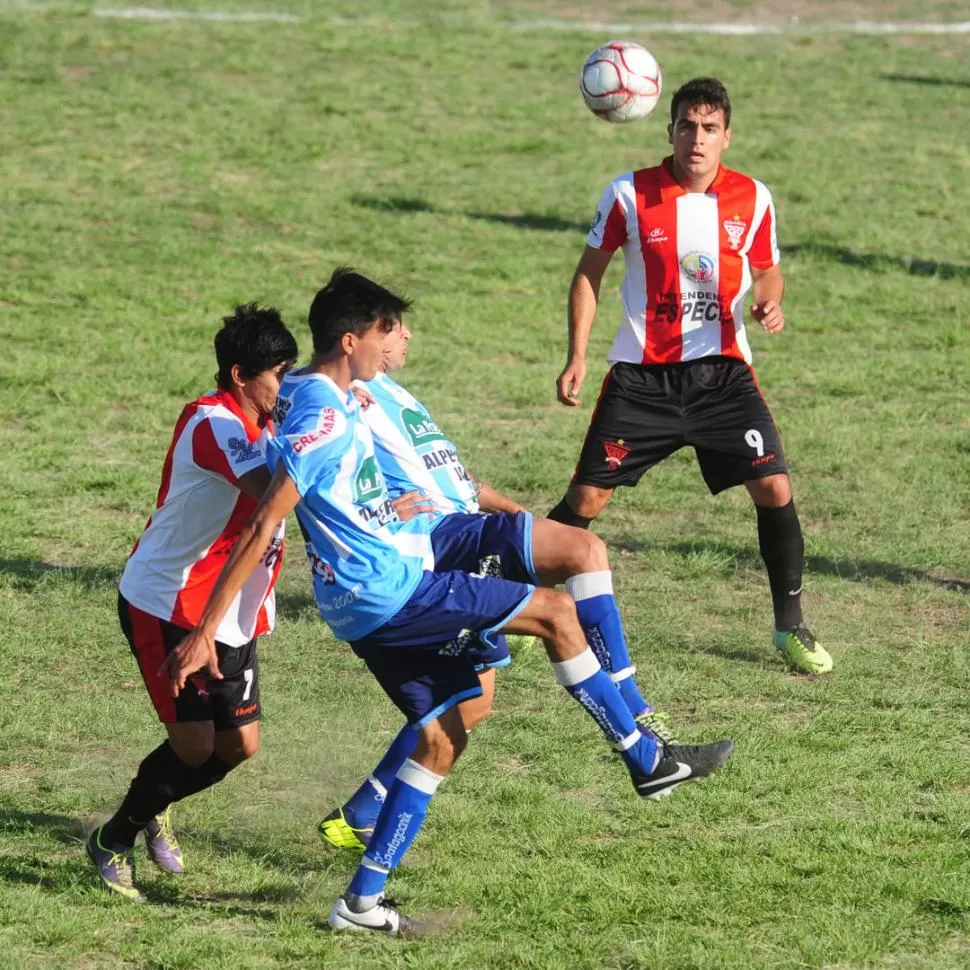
top-left (603, 439), bottom-right (630, 470)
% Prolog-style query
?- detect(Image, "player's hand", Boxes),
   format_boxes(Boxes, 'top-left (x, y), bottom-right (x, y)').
top-left (159, 630), bottom-right (222, 698)
top-left (556, 359), bottom-right (587, 406)
top-left (391, 490), bottom-right (436, 521)
top-left (751, 300), bottom-right (785, 334)
top-left (352, 385), bottom-right (376, 410)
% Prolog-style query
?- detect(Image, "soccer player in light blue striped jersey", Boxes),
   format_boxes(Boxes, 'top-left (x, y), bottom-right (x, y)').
top-left (318, 318), bottom-right (683, 852)
top-left (162, 268), bottom-right (733, 936)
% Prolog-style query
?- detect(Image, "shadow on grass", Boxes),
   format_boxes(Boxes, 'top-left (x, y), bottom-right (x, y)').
top-left (0, 808), bottom-right (85, 845)
top-left (350, 193), bottom-right (587, 233)
top-left (882, 73), bottom-right (970, 89)
top-left (783, 243), bottom-right (970, 281)
top-left (0, 557), bottom-right (120, 592)
top-left (610, 537), bottom-right (970, 593)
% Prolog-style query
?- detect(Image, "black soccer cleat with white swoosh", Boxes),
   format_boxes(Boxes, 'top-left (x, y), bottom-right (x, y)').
top-left (633, 739), bottom-right (734, 800)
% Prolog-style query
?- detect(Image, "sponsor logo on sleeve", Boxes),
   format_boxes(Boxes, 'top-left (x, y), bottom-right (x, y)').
top-left (227, 436), bottom-right (261, 464)
top-left (288, 407), bottom-right (345, 456)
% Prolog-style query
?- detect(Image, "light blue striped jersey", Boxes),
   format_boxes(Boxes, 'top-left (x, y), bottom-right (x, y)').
top-left (360, 372), bottom-right (478, 525)
top-left (268, 370), bottom-right (433, 642)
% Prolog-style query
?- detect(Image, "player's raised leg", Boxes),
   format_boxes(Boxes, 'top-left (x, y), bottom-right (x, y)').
top-left (529, 516), bottom-right (676, 740)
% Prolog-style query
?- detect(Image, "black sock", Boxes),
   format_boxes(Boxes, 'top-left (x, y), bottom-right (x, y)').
top-left (101, 742), bottom-right (232, 848)
top-left (547, 499), bottom-right (593, 529)
top-left (756, 500), bottom-right (805, 631)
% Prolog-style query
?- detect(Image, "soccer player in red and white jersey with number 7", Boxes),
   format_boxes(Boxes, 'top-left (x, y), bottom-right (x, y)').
top-left (86, 306), bottom-right (298, 901)
top-left (549, 77), bottom-right (833, 675)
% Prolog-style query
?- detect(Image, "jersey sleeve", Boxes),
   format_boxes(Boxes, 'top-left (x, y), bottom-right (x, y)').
top-left (267, 393), bottom-right (350, 497)
top-left (192, 412), bottom-right (266, 485)
top-left (748, 187), bottom-right (780, 270)
top-left (586, 179), bottom-right (629, 252)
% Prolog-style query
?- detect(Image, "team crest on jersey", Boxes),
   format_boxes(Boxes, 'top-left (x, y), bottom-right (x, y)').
top-left (403, 408), bottom-right (445, 446)
top-left (288, 407), bottom-right (346, 456)
top-left (354, 455), bottom-right (385, 503)
top-left (227, 436), bottom-right (261, 463)
top-left (723, 215), bottom-right (747, 250)
top-left (603, 439), bottom-right (630, 470)
top-left (680, 251), bottom-right (716, 282)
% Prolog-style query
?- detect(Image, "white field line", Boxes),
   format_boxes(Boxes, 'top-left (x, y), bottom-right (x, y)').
top-left (0, 5), bottom-right (954, 34)
top-left (93, 6), bottom-right (299, 21)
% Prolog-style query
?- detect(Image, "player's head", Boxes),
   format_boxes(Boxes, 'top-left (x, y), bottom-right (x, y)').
top-left (308, 267), bottom-right (412, 382)
top-left (667, 77), bottom-right (732, 183)
top-left (381, 319), bottom-right (412, 373)
top-left (215, 303), bottom-right (299, 418)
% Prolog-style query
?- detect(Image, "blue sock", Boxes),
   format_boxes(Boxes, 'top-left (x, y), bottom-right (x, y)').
top-left (552, 648), bottom-right (659, 777)
top-left (346, 759), bottom-right (444, 908)
top-left (343, 724), bottom-right (418, 828)
top-left (567, 571), bottom-right (651, 717)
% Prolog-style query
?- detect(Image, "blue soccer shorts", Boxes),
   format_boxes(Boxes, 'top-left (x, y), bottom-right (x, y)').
top-left (430, 511), bottom-right (540, 672)
top-left (430, 511), bottom-right (540, 586)
top-left (349, 570), bottom-right (535, 729)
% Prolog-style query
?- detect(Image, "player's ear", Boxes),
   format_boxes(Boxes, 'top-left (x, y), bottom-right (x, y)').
top-left (666, 122), bottom-right (673, 145)
top-left (229, 363), bottom-right (246, 389)
top-left (723, 127), bottom-right (732, 150)
top-left (340, 331), bottom-right (357, 356)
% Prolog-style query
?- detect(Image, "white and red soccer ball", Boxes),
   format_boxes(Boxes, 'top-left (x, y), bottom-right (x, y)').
top-left (579, 40), bottom-right (662, 123)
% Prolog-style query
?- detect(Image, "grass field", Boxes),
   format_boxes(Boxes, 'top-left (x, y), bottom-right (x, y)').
top-left (1, 2), bottom-right (969, 968)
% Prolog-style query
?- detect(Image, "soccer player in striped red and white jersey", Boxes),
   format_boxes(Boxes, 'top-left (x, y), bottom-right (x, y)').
top-left (549, 77), bottom-right (833, 675)
top-left (86, 305), bottom-right (298, 901)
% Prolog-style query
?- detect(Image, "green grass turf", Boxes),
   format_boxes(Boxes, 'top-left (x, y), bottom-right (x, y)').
top-left (1, 2), bottom-right (969, 968)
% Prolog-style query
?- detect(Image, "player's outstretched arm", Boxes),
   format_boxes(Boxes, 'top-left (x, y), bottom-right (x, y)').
top-left (160, 464), bottom-right (301, 696)
top-left (557, 246), bottom-right (613, 406)
top-left (750, 265), bottom-right (786, 334)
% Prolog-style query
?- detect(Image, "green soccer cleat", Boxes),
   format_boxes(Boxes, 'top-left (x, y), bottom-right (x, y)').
top-left (86, 826), bottom-right (145, 902)
top-left (635, 708), bottom-right (679, 745)
top-left (773, 624), bottom-right (834, 674)
top-left (318, 807), bottom-right (373, 852)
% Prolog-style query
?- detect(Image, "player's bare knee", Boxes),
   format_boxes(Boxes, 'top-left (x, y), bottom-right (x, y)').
top-left (215, 725), bottom-right (260, 766)
top-left (577, 530), bottom-right (609, 572)
top-left (568, 484), bottom-right (612, 520)
top-left (748, 473), bottom-right (792, 508)
top-left (541, 589), bottom-right (584, 644)
top-left (415, 710), bottom-right (467, 774)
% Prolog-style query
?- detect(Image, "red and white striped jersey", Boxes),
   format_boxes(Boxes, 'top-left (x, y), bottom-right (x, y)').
top-left (119, 388), bottom-right (284, 648)
top-left (588, 157), bottom-right (780, 365)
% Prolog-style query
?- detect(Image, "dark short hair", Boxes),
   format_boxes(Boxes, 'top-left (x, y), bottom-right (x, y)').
top-left (308, 267), bottom-right (412, 354)
top-left (215, 303), bottom-right (298, 388)
top-left (670, 77), bottom-right (731, 128)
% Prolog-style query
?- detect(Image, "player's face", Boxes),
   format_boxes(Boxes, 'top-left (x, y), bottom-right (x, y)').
top-left (667, 103), bottom-right (731, 184)
top-left (381, 320), bottom-right (412, 372)
top-left (349, 319), bottom-right (401, 383)
top-left (241, 361), bottom-right (292, 419)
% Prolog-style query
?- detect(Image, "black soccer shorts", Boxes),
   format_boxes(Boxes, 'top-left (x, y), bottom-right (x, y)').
top-left (571, 356), bottom-right (788, 495)
top-left (118, 593), bottom-right (261, 731)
